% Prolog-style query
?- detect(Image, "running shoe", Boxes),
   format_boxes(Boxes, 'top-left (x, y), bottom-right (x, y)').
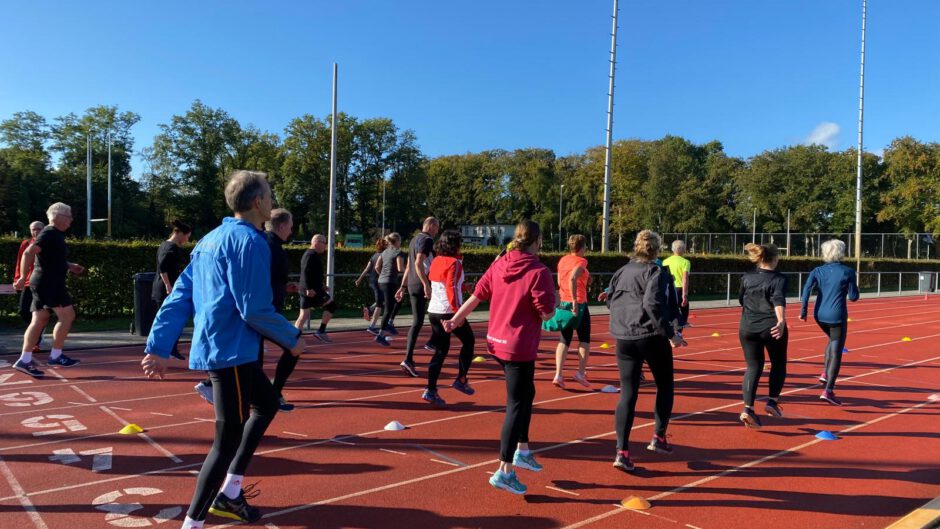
top-left (208, 485), bottom-right (262, 523)
top-left (818, 372), bottom-right (827, 383)
top-left (573, 371), bottom-right (591, 388)
top-left (423, 342), bottom-right (435, 352)
top-left (374, 335), bottom-right (391, 347)
top-left (400, 360), bottom-right (419, 377)
top-left (366, 326), bottom-right (380, 335)
top-left (647, 434), bottom-right (673, 454)
top-left (421, 389), bottom-right (446, 407)
top-left (613, 451), bottom-right (635, 473)
top-left (740, 407), bottom-right (762, 429)
top-left (46, 354), bottom-right (80, 367)
top-left (512, 450), bottom-right (543, 472)
top-left (552, 375), bottom-right (566, 389)
top-left (312, 331), bottom-right (332, 343)
top-left (765, 399), bottom-right (784, 417)
top-left (820, 390), bottom-right (842, 406)
top-left (489, 470), bottom-right (527, 495)
top-left (452, 377), bottom-right (475, 395)
top-left (170, 349), bottom-right (185, 360)
top-left (362, 305), bottom-right (371, 321)
top-left (13, 359), bottom-right (44, 378)
top-left (278, 395), bottom-right (295, 412)
top-left (384, 324), bottom-right (399, 336)
top-left (194, 382), bottom-right (214, 405)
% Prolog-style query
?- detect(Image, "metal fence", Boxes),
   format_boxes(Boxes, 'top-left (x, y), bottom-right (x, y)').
top-left (660, 233), bottom-right (938, 260)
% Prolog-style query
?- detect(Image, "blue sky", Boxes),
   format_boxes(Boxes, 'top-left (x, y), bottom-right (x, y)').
top-left (1, 1), bottom-right (938, 175)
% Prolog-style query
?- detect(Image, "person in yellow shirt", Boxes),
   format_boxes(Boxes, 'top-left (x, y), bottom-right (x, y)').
top-left (662, 240), bottom-right (691, 329)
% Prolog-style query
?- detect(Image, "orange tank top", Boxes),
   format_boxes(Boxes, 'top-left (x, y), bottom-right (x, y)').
top-left (558, 254), bottom-right (589, 304)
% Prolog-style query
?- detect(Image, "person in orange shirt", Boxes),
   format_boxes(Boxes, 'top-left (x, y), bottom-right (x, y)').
top-left (553, 234), bottom-right (592, 389)
top-left (13, 221), bottom-right (46, 353)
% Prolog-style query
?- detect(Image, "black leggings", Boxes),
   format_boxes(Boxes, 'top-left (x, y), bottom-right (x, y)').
top-left (378, 283), bottom-right (401, 331)
top-left (426, 314), bottom-right (475, 391)
top-left (614, 336), bottom-right (674, 451)
top-left (405, 292), bottom-right (428, 363)
top-left (560, 304), bottom-right (591, 346)
top-left (370, 282), bottom-right (384, 309)
top-left (187, 361), bottom-right (279, 521)
top-left (817, 321), bottom-right (847, 391)
top-left (496, 359), bottom-right (535, 463)
top-left (676, 287), bottom-right (690, 327)
top-left (739, 327), bottom-right (788, 407)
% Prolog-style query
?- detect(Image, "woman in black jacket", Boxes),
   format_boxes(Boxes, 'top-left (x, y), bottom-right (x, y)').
top-left (605, 230), bottom-right (684, 473)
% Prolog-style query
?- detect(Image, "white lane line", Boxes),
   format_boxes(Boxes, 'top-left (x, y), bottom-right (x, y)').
top-left (46, 370), bottom-right (68, 383)
top-left (70, 385), bottom-right (97, 403)
top-left (379, 448), bottom-right (407, 456)
top-left (430, 458), bottom-right (461, 467)
top-left (329, 438), bottom-right (355, 445)
top-left (850, 380), bottom-right (888, 388)
top-left (150, 412), bottom-right (173, 417)
top-left (99, 406), bottom-right (183, 464)
top-left (189, 470), bottom-right (199, 475)
top-left (687, 524), bottom-right (704, 529)
top-left (282, 431), bottom-right (308, 438)
top-left (107, 406), bottom-right (132, 411)
top-left (558, 399), bottom-right (934, 529)
top-left (546, 485), bottom-right (580, 496)
top-left (0, 456), bottom-right (49, 529)
top-left (265, 524), bottom-right (281, 529)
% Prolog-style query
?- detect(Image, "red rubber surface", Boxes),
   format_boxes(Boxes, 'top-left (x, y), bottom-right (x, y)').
top-left (1, 296), bottom-right (938, 528)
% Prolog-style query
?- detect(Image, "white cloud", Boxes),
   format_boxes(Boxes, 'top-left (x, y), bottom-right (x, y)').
top-left (803, 122), bottom-right (840, 150)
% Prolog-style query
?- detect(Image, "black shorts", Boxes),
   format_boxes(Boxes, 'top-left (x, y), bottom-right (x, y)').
top-left (30, 285), bottom-right (72, 312)
top-left (300, 292), bottom-right (330, 309)
top-left (370, 282), bottom-right (384, 308)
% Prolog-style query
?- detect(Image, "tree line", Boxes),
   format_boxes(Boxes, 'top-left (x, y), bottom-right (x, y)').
top-left (1, 101), bottom-right (938, 249)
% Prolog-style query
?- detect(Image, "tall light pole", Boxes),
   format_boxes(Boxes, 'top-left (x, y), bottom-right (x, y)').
top-left (558, 183), bottom-right (565, 250)
top-left (601, 0), bottom-right (619, 253)
top-left (86, 132), bottom-right (92, 237)
top-left (107, 128), bottom-right (112, 238)
top-left (326, 63), bottom-right (338, 293)
top-left (854, 0), bottom-right (867, 274)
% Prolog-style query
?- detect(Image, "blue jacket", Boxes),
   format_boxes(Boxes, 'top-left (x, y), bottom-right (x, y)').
top-left (145, 217), bottom-right (300, 370)
top-left (800, 262), bottom-right (860, 324)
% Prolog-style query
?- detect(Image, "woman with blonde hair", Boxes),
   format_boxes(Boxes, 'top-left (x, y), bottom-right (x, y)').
top-left (552, 234), bottom-right (593, 389)
top-left (444, 220), bottom-right (556, 494)
top-left (356, 237), bottom-right (389, 333)
top-left (738, 243), bottom-right (789, 428)
top-left (799, 239), bottom-right (859, 405)
top-left (606, 230), bottom-right (682, 472)
top-left (374, 232), bottom-right (405, 346)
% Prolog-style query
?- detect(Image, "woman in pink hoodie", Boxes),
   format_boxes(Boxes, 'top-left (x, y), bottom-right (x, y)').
top-left (445, 220), bottom-right (556, 495)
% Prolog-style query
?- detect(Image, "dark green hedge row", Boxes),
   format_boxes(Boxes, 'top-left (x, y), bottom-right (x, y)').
top-left (2, 237), bottom-right (938, 319)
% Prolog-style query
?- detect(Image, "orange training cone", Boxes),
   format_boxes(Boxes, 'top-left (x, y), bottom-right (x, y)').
top-left (621, 495), bottom-right (651, 510)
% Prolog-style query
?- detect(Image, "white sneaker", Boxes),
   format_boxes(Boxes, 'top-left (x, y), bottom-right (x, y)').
top-left (194, 382), bottom-right (214, 405)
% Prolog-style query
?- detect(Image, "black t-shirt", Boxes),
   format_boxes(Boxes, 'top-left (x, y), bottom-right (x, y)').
top-left (152, 241), bottom-right (187, 302)
top-left (300, 249), bottom-right (325, 298)
top-left (406, 232), bottom-right (434, 290)
top-left (739, 268), bottom-right (788, 333)
top-left (30, 226), bottom-right (68, 292)
top-left (266, 231), bottom-right (289, 311)
top-left (368, 252), bottom-right (381, 284)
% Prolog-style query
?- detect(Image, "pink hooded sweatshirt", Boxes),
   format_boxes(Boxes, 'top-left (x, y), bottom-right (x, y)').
top-left (473, 250), bottom-right (556, 362)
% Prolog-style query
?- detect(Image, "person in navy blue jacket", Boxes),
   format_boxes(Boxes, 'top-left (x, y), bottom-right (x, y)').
top-left (142, 170), bottom-right (303, 528)
top-left (799, 239), bottom-right (860, 406)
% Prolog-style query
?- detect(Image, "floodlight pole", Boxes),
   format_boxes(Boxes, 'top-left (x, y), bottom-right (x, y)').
top-left (107, 128), bottom-right (112, 238)
top-left (601, 0), bottom-right (619, 253)
top-left (86, 133), bottom-right (92, 237)
top-left (854, 0), bottom-right (867, 274)
top-left (326, 63), bottom-right (339, 293)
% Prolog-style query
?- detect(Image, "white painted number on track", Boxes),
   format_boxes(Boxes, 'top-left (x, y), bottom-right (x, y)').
top-left (0, 391), bottom-right (52, 407)
top-left (92, 487), bottom-right (181, 527)
top-left (21, 414), bottom-right (87, 436)
top-left (49, 447), bottom-right (113, 472)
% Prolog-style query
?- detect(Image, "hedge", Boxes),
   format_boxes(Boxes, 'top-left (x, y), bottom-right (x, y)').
top-left (2, 236), bottom-right (939, 320)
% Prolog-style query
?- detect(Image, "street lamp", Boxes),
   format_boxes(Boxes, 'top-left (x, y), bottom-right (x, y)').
top-left (558, 184), bottom-right (565, 250)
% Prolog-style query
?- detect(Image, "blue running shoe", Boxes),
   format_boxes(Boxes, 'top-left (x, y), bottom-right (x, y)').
top-left (47, 354), bottom-right (80, 367)
top-left (384, 324), bottom-right (399, 336)
top-left (512, 450), bottom-right (543, 472)
top-left (374, 335), bottom-right (391, 347)
top-left (13, 359), bottom-right (44, 378)
top-left (489, 470), bottom-right (527, 495)
top-left (366, 326), bottom-right (380, 335)
top-left (452, 377), bottom-right (475, 395)
top-left (421, 389), bottom-right (446, 407)
top-left (613, 451), bottom-right (635, 473)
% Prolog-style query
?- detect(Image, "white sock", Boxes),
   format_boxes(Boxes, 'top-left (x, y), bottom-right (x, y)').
top-left (220, 473), bottom-right (243, 499)
top-left (50, 348), bottom-right (63, 360)
top-left (180, 516), bottom-right (204, 529)
top-left (19, 350), bottom-right (33, 364)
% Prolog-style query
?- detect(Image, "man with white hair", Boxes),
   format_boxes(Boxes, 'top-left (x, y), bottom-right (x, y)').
top-left (12, 203), bottom-right (85, 377)
top-left (662, 240), bottom-right (692, 329)
top-left (294, 233), bottom-right (337, 342)
top-left (13, 221), bottom-right (47, 352)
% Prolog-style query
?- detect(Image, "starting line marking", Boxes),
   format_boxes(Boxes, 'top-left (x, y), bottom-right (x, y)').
top-left (282, 431), bottom-right (308, 438)
top-left (150, 412), bottom-right (173, 417)
top-left (99, 406), bottom-right (182, 464)
top-left (546, 485), bottom-right (580, 496)
top-left (379, 448), bottom-right (407, 456)
top-left (70, 385), bottom-right (97, 403)
top-left (0, 456), bottom-right (49, 529)
top-left (430, 458), bottom-right (461, 467)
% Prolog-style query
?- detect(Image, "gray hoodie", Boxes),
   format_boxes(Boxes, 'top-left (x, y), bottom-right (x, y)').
top-left (606, 259), bottom-right (675, 341)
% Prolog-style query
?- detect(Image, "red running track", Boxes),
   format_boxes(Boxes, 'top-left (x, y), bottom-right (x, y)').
top-left (0, 296), bottom-right (938, 529)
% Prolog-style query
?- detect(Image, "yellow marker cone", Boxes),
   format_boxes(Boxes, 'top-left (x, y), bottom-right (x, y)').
top-left (847, 318), bottom-right (853, 322)
top-left (599, 343), bottom-right (610, 349)
top-left (902, 337), bottom-right (912, 342)
top-left (711, 332), bottom-right (721, 337)
top-left (119, 423), bottom-right (143, 435)
top-left (472, 355), bottom-right (487, 363)
top-left (621, 495), bottom-right (651, 510)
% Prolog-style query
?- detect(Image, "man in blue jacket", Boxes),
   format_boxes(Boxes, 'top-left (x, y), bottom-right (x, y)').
top-left (142, 170), bottom-right (303, 528)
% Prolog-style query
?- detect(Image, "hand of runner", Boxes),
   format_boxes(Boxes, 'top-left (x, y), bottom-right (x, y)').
top-left (141, 354), bottom-right (167, 380)
top-left (770, 320), bottom-right (786, 339)
top-left (13, 277), bottom-right (26, 291)
top-left (395, 287), bottom-right (405, 302)
top-left (669, 336), bottom-right (684, 348)
top-left (423, 281), bottom-right (432, 300)
top-left (597, 291), bottom-right (608, 303)
top-left (290, 340), bottom-right (304, 357)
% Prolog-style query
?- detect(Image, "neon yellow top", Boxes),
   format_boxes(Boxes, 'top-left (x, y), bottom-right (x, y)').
top-left (662, 255), bottom-right (690, 289)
